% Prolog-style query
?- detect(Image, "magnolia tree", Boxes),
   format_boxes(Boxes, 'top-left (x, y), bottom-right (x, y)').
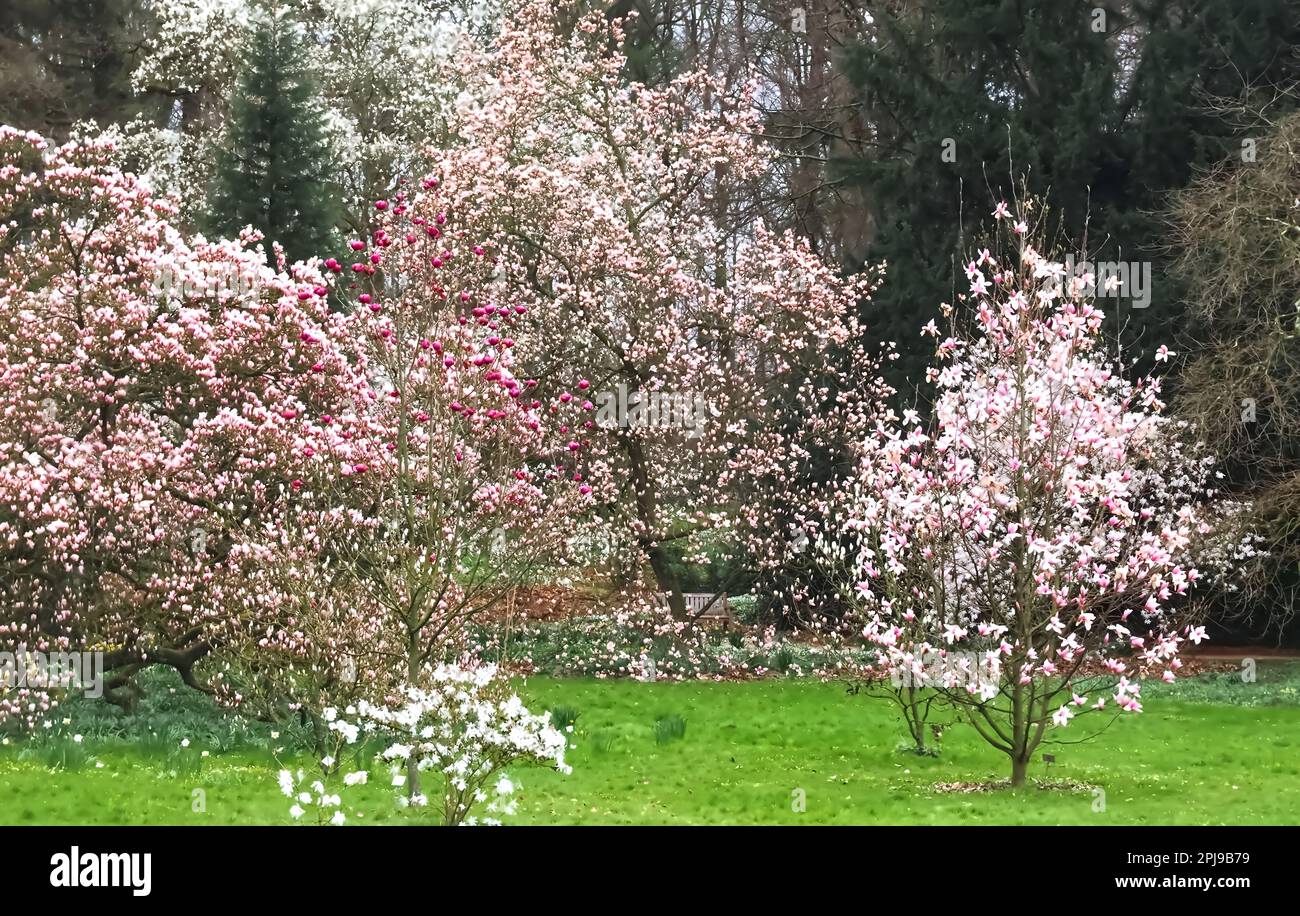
top-left (339, 185), bottom-right (582, 670)
top-left (0, 126), bottom-right (364, 725)
top-left (219, 185), bottom-right (584, 781)
top-left (822, 207), bottom-right (1251, 785)
top-left (0, 126), bottom-right (583, 752)
top-left (427, 1), bottom-right (891, 620)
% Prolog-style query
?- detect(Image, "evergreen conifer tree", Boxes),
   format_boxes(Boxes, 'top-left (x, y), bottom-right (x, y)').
top-left (205, 7), bottom-right (338, 263)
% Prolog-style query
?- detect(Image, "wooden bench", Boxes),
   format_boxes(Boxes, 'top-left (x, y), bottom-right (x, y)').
top-left (659, 592), bottom-right (732, 628)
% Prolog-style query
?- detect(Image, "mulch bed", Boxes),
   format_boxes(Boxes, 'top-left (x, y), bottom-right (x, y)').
top-left (477, 584), bottom-right (603, 623)
top-left (933, 778), bottom-right (1096, 794)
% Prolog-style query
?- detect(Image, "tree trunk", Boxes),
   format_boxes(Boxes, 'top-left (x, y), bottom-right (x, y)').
top-left (647, 545), bottom-right (688, 621)
top-left (405, 638), bottom-right (421, 799)
top-left (1009, 684), bottom-right (1030, 785)
top-left (902, 686), bottom-right (928, 753)
top-left (309, 712), bottom-right (329, 768)
top-left (1011, 754), bottom-right (1029, 787)
top-left (622, 430), bottom-right (688, 620)
top-left (405, 752), bottom-right (421, 799)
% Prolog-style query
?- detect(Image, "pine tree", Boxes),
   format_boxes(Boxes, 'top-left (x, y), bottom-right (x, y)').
top-left (205, 8), bottom-right (339, 263)
top-left (838, 0), bottom-right (1300, 398)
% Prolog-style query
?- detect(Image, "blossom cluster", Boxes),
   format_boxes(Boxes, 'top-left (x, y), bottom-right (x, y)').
top-left (277, 766), bottom-right (354, 826)
top-left (325, 662), bottom-right (568, 826)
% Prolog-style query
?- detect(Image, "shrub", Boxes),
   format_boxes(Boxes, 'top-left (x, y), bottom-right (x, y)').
top-left (728, 595), bottom-right (760, 626)
top-left (328, 663), bottom-right (571, 826)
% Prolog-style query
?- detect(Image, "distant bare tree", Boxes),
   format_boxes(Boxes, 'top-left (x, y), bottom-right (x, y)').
top-left (1165, 98), bottom-right (1300, 638)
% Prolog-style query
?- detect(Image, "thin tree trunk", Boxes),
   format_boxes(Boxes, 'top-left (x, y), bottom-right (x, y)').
top-left (1010, 683), bottom-right (1031, 786)
top-left (900, 686), bottom-right (927, 753)
top-left (405, 638), bottom-right (421, 798)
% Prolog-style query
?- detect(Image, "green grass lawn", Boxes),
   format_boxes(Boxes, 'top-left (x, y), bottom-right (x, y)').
top-left (2, 669), bottom-right (1298, 825)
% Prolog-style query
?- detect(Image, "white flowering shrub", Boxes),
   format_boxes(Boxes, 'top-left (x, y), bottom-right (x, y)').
top-left (277, 766), bottom-right (354, 825)
top-left (276, 662), bottom-right (568, 826)
top-left (353, 663), bottom-right (570, 826)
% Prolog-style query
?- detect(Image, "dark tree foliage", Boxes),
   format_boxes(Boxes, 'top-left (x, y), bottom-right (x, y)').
top-left (839, 0), bottom-right (1300, 399)
top-left (607, 0), bottom-right (684, 85)
top-left (0, 0), bottom-right (166, 137)
top-left (204, 12), bottom-right (340, 264)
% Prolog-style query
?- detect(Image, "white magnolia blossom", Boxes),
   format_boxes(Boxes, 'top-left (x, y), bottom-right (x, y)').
top-left (277, 766), bottom-right (357, 827)
top-left (332, 662), bottom-right (569, 826)
top-left (272, 662), bottom-right (567, 826)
